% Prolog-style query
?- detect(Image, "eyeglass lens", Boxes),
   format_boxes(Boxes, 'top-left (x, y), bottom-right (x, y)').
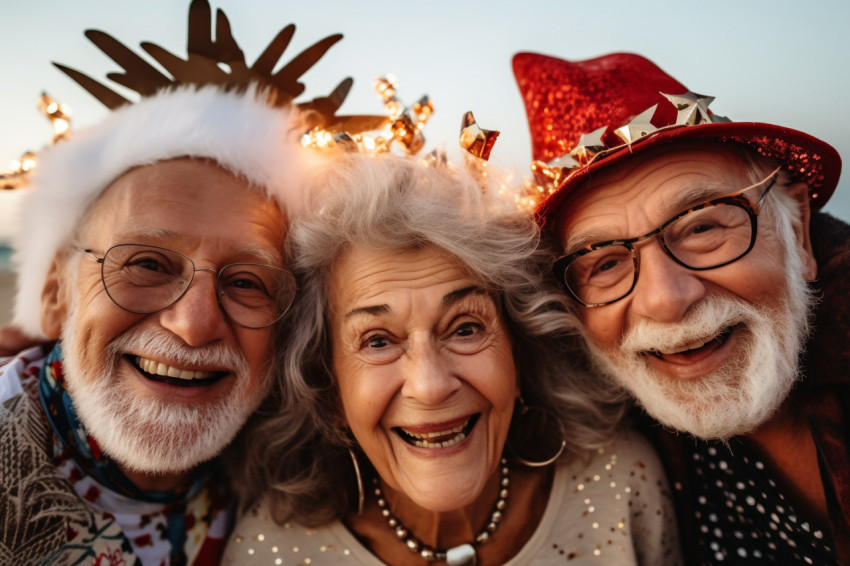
top-left (99, 244), bottom-right (294, 328)
top-left (564, 202), bottom-right (754, 306)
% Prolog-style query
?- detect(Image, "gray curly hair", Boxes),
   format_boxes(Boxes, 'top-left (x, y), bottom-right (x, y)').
top-left (230, 152), bottom-right (630, 525)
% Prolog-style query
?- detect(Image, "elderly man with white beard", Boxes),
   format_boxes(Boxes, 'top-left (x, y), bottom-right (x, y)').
top-left (0, 2), bottom-right (360, 564)
top-left (513, 52), bottom-right (849, 565)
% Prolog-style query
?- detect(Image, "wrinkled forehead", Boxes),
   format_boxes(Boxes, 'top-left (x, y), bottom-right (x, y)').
top-left (85, 156), bottom-right (271, 209)
top-left (78, 158), bottom-right (286, 261)
top-left (555, 143), bottom-right (761, 245)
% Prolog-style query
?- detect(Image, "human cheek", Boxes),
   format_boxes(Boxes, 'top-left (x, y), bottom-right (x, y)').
top-left (337, 359), bottom-right (379, 428)
top-left (467, 340), bottom-right (517, 411)
top-left (75, 271), bottom-right (113, 311)
top-left (737, 255), bottom-right (789, 304)
top-left (346, 363), bottom-right (400, 422)
top-left (68, 308), bottom-right (135, 388)
top-left (235, 327), bottom-right (274, 391)
top-left (579, 306), bottom-right (624, 351)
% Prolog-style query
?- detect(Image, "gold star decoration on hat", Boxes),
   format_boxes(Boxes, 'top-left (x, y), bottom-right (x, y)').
top-left (661, 91), bottom-right (715, 126)
top-left (530, 154), bottom-right (579, 195)
top-left (569, 126), bottom-right (608, 166)
top-left (520, 89), bottom-right (738, 209)
top-left (613, 105), bottom-right (659, 145)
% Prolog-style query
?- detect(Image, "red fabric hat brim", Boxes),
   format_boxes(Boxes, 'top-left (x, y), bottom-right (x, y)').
top-left (511, 51), bottom-right (842, 234)
top-left (535, 120), bottom-right (842, 234)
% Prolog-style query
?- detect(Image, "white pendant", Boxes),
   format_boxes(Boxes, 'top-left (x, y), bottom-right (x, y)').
top-left (446, 543), bottom-right (477, 566)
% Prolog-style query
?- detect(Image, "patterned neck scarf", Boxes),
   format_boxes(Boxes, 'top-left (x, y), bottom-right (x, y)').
top-left (37, 342), bottom-right (212, 503)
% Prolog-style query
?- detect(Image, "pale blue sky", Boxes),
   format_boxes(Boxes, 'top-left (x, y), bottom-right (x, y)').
top-left (1, 0), bottom-right (848, 233)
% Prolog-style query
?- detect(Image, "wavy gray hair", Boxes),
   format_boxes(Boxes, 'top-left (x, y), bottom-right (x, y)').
top-left (230, 152), bottom-right (629, 525)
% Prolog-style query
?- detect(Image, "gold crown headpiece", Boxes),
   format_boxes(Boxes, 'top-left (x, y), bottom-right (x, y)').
top-left (2, 0), bottom-right (504, 196)
top-left (2, 0), bottom-right (390, 190)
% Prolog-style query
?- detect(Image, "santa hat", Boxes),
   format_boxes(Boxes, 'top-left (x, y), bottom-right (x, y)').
top-left (11, 0), bottom-right (364, 337)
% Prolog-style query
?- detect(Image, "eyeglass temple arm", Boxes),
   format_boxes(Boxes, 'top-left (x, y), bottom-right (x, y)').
top-left (755, 167), bottom-right (782, 209)
top-left (76, 247), bottom-right (105, 264)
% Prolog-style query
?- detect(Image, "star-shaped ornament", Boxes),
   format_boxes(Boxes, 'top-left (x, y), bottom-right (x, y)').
top-left (569, 126), bottom-right (608, 165)
top-left (531, 154), bottom-right (579, 189)
top-left (459, 111), bottom-right (500, 160)
top-left (661, 91), bottom-right (715, 126)
top-left (613, 105), bottom-right (658, 145)
top-left (548, 153), bottom-right (581, 170)
top-left (391, 114), bottom-right (425, 154)
top-left (709, 113), bottom-right (732, 123)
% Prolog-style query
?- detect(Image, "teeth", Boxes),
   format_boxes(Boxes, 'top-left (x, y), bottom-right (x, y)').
top-left (400, 419), bottom-right (470, 448)
top-left (402, 422), bottom-right (467, 440)
top-left (411, 433), bottom-right (467, 449)
top-left (135, 356), bottom-right (211, 380)
top-left (655, 338), bottom-right (711, 355)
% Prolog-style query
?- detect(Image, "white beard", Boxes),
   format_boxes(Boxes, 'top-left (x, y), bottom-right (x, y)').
top-left (584, 263), bottom-right (813, 440)
top-left (61, 312), bottom-right (270, 475)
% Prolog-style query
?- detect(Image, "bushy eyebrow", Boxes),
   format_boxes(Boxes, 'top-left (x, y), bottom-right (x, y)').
top-left (343, 285), bottom-right (489, 321)
top-left (107, 226), bottom-right (284, 266)
top-left (563, 181), bottom-right (731, 254)
top-left (344, 304), bottom-right (390, 320)
top-left (563, 229), bottom-right (618, 256)
top-left (666, 182), bottom-right (730, 215)
top-left (442, 285), bottom-right (488, 306)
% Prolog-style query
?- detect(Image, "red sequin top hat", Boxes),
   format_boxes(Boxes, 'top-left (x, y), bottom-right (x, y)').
top-left (512, 51), bottom-right (842, 231)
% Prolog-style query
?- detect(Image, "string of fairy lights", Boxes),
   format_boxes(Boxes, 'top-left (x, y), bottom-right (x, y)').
top-left (12, 73), bottom-right (724, 212)
top-left (1, 93), bottom-right (71, 191)
top-left (2, 76), bottom-right (534, 208)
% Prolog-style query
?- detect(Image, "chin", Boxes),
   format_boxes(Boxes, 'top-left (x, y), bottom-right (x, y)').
top-left (596, 318), bottom-right (801, 440)
top-left (386, 432), bottom-right (497, 513)
top-left (62, 345), bottom-right (268, 475)
top-left (74, 372), bottom-right (263, 473)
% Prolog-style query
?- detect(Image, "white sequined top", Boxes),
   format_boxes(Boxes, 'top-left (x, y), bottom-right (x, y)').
top-left (223, 430), bottom-right (682, 565)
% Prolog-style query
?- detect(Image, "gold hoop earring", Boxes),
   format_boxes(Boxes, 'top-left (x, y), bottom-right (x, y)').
top-left (348, 447), bottom-right (365, 514)
top-left (507, 397), bottom-right (566, 467)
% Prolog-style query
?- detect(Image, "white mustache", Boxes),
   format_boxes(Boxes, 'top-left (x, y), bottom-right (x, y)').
top-left (106, 326), bottom-right (248, 374)
top-left (620, 296), bottom-right (760, 356)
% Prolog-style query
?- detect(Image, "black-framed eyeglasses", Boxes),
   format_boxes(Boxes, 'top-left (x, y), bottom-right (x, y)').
top-left (553, 166), bottom-right (782, 307)
top-left (78, 243), bottom-right (296, 328)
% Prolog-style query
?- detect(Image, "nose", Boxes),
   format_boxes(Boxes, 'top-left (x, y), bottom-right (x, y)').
top-left (629, 240), bottom-right (706, 323)
top-left (400, 335), bottom-right (462, 405)
top-left (157, 269), bottom-right (230, 346)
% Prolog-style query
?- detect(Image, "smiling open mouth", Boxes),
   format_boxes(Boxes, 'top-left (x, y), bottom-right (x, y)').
top-left (648, 324), bottom-right (739, 360)
top-left (394, 414), bottom-right (480, 448)
top-left (130, 355), bottom-right (228, 387)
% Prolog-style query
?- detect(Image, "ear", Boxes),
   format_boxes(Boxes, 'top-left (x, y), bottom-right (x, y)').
top-left (784, 181), bottom-right (817, 281)
top-left (40, 252), bottom-right (71, 339)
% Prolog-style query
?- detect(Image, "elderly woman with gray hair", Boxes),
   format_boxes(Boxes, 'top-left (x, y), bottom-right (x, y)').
top-left (223, 153), bottom-right (682, 565)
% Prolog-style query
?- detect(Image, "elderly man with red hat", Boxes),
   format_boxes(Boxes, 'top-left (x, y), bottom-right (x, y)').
top-left (514, 52), bottom-right (849, 564)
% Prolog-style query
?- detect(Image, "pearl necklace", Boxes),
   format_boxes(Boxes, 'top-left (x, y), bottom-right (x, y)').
top-left (372, 458), bottom-right (510, 566)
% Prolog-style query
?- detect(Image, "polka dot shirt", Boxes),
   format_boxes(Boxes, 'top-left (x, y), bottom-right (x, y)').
top-left (688, 440), bottom-right (837, 565)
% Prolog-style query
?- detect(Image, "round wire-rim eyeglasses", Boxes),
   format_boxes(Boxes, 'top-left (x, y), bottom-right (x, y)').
top-left (78, 243), bottom-right (296, 328)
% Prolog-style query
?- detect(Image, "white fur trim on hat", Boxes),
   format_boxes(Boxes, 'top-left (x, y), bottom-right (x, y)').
top-left (12, 84), bottom-right (314, 337)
